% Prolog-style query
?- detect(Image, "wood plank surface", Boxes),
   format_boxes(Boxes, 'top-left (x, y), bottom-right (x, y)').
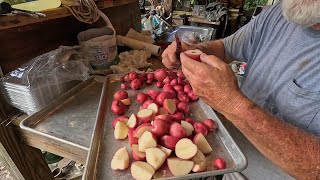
top-left (0, 0), bottom-right (141, 75)
top-left (0, 123), bottom-right (54, 180)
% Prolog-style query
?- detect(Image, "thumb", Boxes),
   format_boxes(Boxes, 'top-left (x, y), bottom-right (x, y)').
top-left (200, 53), bottom-right (226, 70)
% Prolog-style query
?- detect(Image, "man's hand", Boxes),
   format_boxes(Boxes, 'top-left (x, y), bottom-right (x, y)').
top-left (180, 52), bottom-right (243, 114)
top-left (162, 41), bottom-right (194, 69)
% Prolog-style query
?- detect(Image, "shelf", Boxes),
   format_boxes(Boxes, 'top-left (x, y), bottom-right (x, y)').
top-left (0, 0), bottom-right (138, 30)
top-left (188, 16), bottom-right (220, 25)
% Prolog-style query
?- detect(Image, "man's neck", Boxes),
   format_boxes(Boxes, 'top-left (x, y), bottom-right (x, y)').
top-left (311, 24), bottom-right (320, 31)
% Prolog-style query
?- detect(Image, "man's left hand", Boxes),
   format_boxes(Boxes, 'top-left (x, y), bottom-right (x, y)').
top-left (180, 53), bottom-right (243, 114)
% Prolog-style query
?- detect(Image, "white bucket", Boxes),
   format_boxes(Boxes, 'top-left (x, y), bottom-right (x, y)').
top-left (78, 11), bottom-right (117, 69)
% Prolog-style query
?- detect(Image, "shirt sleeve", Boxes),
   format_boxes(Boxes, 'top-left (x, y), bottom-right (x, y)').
top-left (223, 5), bottom-right (278, 62)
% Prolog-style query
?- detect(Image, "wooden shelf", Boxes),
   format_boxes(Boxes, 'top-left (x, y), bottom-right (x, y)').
top-left (0, 0), bottom-right (138, 30)
top-left (188, 16), bottom-right (220, 25)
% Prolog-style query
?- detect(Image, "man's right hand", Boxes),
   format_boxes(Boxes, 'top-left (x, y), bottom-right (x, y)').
top-left (161, 41), bottom-right (194, 69)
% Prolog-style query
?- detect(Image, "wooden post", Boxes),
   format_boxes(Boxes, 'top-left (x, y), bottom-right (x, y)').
top-left (0, 95), bottom-right (54, 180)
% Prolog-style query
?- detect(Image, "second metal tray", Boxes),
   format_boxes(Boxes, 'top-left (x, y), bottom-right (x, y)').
top-left (84, 74), bottom-right (247, 179)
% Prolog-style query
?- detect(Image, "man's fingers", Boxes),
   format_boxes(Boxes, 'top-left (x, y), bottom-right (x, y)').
top-left (200, 53), bottom-right (226, 70)
top-left (180, 52), bottom-right (203, 74)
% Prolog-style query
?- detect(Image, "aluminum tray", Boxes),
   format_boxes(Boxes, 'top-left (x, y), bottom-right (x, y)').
top-left (20, 78), bottom-right (103, 163)
top-left (83, 74), bottom-right (247, 180)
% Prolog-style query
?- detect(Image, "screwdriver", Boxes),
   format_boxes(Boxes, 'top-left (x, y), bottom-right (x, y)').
top-left (0, 2), bottom-right (46, 18)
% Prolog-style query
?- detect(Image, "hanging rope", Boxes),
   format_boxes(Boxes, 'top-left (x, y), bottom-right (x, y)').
top-left (64, 0), bottom-right (100, 24)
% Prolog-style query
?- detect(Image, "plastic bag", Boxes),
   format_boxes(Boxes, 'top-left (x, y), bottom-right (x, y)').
top-left (0, 46), bottom-right (90, 115)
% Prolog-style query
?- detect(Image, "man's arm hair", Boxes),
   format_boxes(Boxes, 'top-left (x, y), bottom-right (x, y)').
top-left (222, 95), bottom-right (320, 180)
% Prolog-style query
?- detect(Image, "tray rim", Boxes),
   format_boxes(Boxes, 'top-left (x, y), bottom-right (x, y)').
top-left (83, 74), bottom-right (248, 180)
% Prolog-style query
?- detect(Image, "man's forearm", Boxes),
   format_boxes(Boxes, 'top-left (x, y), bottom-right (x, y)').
top-left (195, 40), bottom-right (232, 64)
top-left (222, 95), bottom-right (320, 179)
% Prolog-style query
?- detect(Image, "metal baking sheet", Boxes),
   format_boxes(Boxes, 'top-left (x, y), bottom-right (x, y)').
top-left (83, 74), bottom-right (247, 180)
top-left (20, 78), bottom-right (103, 163)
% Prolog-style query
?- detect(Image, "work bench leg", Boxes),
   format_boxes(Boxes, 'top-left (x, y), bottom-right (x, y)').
top-left (0, 124), bottom-right (54, 180)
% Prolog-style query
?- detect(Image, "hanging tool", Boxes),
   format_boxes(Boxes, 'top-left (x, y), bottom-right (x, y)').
top-left (0, 2), bottom-right (46, 18)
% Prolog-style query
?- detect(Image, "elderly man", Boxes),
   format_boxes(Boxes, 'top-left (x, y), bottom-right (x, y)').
top-left (162, 1), bottom-right (320, 179)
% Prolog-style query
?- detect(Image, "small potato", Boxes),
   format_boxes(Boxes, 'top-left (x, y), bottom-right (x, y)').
top-left (184, 84), bottom-right (192, 93)
top-left (163, 76), bottom-right (172, 84)
top-left (177, 102), bottom-right (190, 114)
top-left (121, 83), bottom-right (128, 90)
top-left (136, 93), bottom-right (149, 104)
top-left (154, 69), bottom-right (168, 82)
top-left (170, 112), bottom-right (185, 123)
top-left (130, 79), bottom-right (142, 90)
top-left (193, 122), bottom-right (208, 136)
top-left (147, 90), bottom-right (161, 100)
top-left (178, 92), bottom-right (190, 103)
top-left (173, 85), bottom-right (184, 92)
top-left (114, 90), bottom-right (128, 101)
top-left (142, 100), bottom-right (157, 109)
top-left (147, 73), bottom-right (155, 80)
top-left (128, 71), bottom-right (138, 81)
top-left (156, 81), bottom-right (164, 88)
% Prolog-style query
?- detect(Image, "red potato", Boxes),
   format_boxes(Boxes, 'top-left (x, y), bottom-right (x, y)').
top-left (169, 71), bottom-right (177, 79)
top-left (192, 150), bottom-right (207, 172)
top-left (155, 114), bottom-right (172, 123)
top-left (170, 112), bottom-right (185, 123)
top-left (121, 83), bottom-right (128, 90)
top-left (133, 123), bottom-right (152, 138)
top-left (184, 49), bottom-right (203, 61)
top-left (156, 81), bottom-right (164, 88)
top-left (145, 148), bottom-right (167, 170)
top-left (139, 74), bottom-right (146, 83)
top-left (136, 93), bottom-right (149, 104)
top-left (178, 92), bottom-right (190, 103)
top-left (157, 145), bottom-right (172, 158)
top-left (165, 90), bottom-right (177, 99)
top-left (159, 135), bottom-right (180, 150)
top-left (142, 100), bottom-right (156, 109)
top-left (111, 100), bottom-right (126, 115)
top-left (141, 73), bottom-right (147, 79)
top-left (163, 99), bottom-right (177, 114)
top-left (131, 161), bottom-right (155, 180)
top-left (151, 119), bottom-right (170, 137)
top-left (128, 71), bottom-right (138, 81)
top-left (158, 107), bottom-right (169, 115)
top-left (185, 118), bottom-right (195, 125)
top-left (175, 138), bottom-right (198, 160)
top-left (124, 74), bottom-right (130, 82)
top-left (193, 122), bottom-right (208, 136)
top-left (132, 144), bottom-right (146, 161)
top-left (214, 157), bottom-right (226, 170)
top-left (146, 79), bottom-right (153, 85)
top-left (193, 133), bottom-right (212, 154)
top-left (177, 70), bottom-right (185, 79)
top-left (120, 98), bottom-right (130, 106)
top-left (112, 116), bottom-right (129, 128)
top-left (127, 114), bottom-right (139, 128)
top-left (177, 77), bottom-right (185, 86)
top-left (147, 73), bottom-right (154, 80)
top-left (173, 98), bottom-right (180, 105)
top-left (130, 79), bottom-right (142, 90)
top-left (177, 102), bottom-right (190, 114)
top-left (173, 85), bottom-right (184, 92)
top-left (170, 79), bottom-right (178, 86)
top-left (128, 128), bottom-right (138, 145)
top-left (137, 109), bottom-right (154, 123)
top-left (111, 147), bottom-right (129, 170)
top-left (162, 84), bottom-right (174, 92)
top-left (184, 84), bottom-right (192, 93)
top-left (147, 90), bottom-right (161, 100)
top-left (114, 121), bottom-right (128, 139)
top-left (167, 158), bottom-right (194, 176)
top-left (154, 69), bottom-right (168, 82)
top-left (181, 121), bottom-right (194, 136)
top-left (188, 90), bottom-right (199, 101)
top-left (169, 122), bottom-right (187, 139)
top-left (113, 90), bottom-right (128, 101)
top-left (156, 92), bottom-right (171, 105)
top-left (163, 76), bottom-right (172, 84)
top-left (138, 131), bottom-right (157, 152)
top-left (147, 103), bottom-right (159, 115)
top-left (203, 118), bottom-right (218, 132)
